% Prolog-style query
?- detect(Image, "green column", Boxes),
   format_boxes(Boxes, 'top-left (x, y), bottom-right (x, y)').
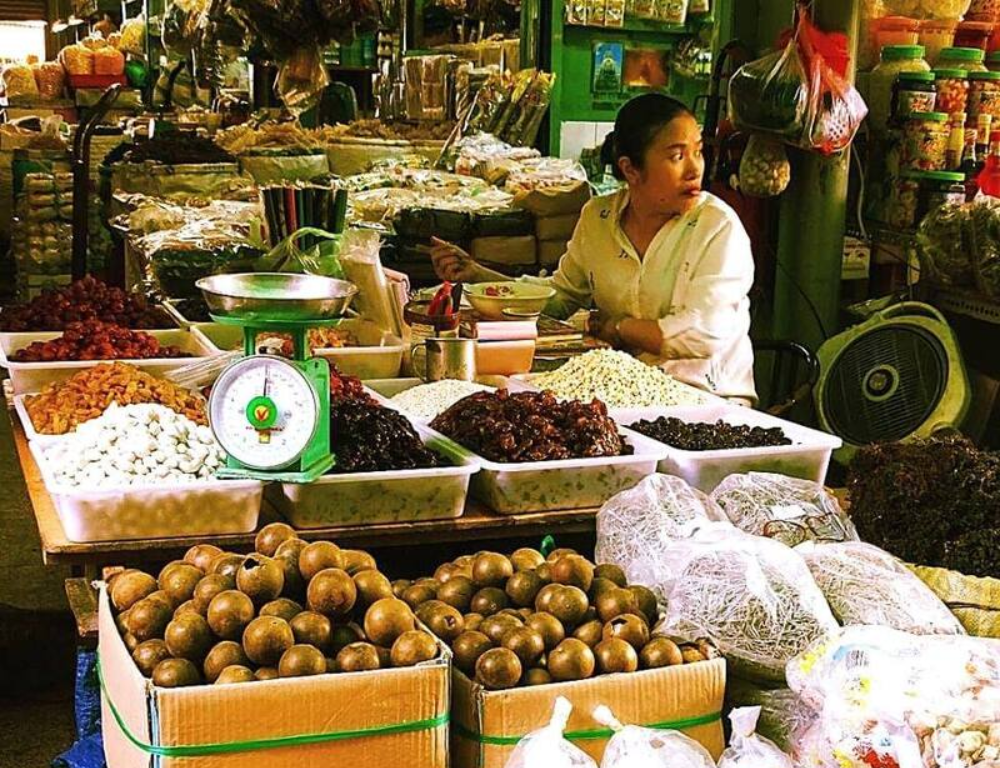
top-left (773, 0), bottom-right (861, 352)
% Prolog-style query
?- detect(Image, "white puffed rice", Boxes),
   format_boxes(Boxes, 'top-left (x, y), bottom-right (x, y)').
top-left (390, 379), bottom-right (496, 420)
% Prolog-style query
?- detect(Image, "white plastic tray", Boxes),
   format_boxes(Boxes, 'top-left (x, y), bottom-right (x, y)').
top-left (447, 428), bottom-right (668, 515)
top-left (30, 441), bottom-right (263, 543)
top-left (367, 376), bottom-right (539, 424)
top-left (268, 425), bottom-right (479, 528)
top-left (0, 329), bottom-right (215, 395)
top-left (514, 372), bottom-right (723, 407)
top-left (191, 319), bottom-right (405, 380)
top-left (613, 404), bottom-right (843, 493)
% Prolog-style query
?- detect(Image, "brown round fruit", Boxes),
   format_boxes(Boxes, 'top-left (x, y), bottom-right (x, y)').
top-left (111, 571), bottom-right (157, 612)
top-left (551, 555), bottom-right (595, 592)
top-left (594, 563), bottom-right (627, 587)
top-left (454, 554), bottom-right (474, 568)
top-left (595, 638), bottom-right (638, 674)
top-left (274, 551), bottom-right (306, 602)
top-left (174, 600), bottom-right (200, 617)
top-left (572, 620), bottom-right (604, 649)
top-left (210, 553), bottom-right (245, 579)
top-left (391, 630), bottom-right (438, 667)
top-left (259, 598), bottom-right (302, 623)
top-left (279, 644), bottom-right (328, 677)
top-left (535, 562), bottom-right (553, 582)
top-left (526, 613), bottom-right (565, 650)
top-left (437, 576), bottom-right (476, 613)
top-left (505, 571), bottom-right (544, 608)
top-left (391, 579), bottom-right (411, 599)
top-left (589, 578), bottom-right (617, 603)
top-left (546, 548), bottom-right (578, 563)
top-left (595, 587), bottom-right (639, 624)
top-left (152, 657), bottom-right (201, 687)
top-left (298, 541), bottom-right (343, 581)
top-left (639, 637), bottom-right (684, 669)
top-left (123, 633), bottom-right (139, 652)
top-left (255, 523), bottom-right (297, 557)
top-left (480, 613), bottom-right (522, 645)
top-left (510, 548), bottom-right (545, 572)
top-left (274, 537), bottom-right (308, 562)
top-left (184, 544), bottom-right (223, 573)
top-left (375, 645), bottom-right (393, 668)
top-left (242, 616), bottom-right (295, 666)
top-left (548, 586), bottom-right (589, 627)
top-left (336, 642), bottom-right (381, 672)
top-left (502, 626), bottom-right (545, 668)
top-left (193, 574), bottom-right (235, 613)
top-left (203, 641), bottom-right (251, 682)
top-left (421, 602), bottom-right (465, 643)
top-left (307, 568), bottom-right (357, 617)
top-left (165, 613), bottom-right (213, 662)
top-left (290, 611), bottom-right (333, 650)
top-left (533, 583), bottom-right (563, 615)
top-left (158, 563), bottom-right (203, 606)
top-left (464, 613), bottom-right (484, 632)
top-left (216, 665), bottom-right (255, 684)
top-left (681, 646), bottom-right (706, 664)
top-left (127, 597), bottom-right (173, 642)
top-left (401, 584), bottom-right (436, 610)
top-left (434, 563), bottom-right (457, 583)
top-left (602, 615), bottom-right (650, 651)
top-left (475, 648), bottom-right (522, 690)
top-left (255, 667), bottom-right (279, 681)
top-left (341, 549), bottom-right (377, 576)
top-left (354, 570), bottom-right (393, 608)
top-left (146, 590), bottom-right (177, 609)
top-left (206, 590), bottom-right (255, 640)
top-left (329, 622), bottom-right (365, 654)
top-left (470, 587), bottom-right (508, 616)
top-left (132, 639), bottom-right (170, 677)
top-left (548, 638), bottom-right (596, 682)
top-left (629, 585), bottom-right (659, 624)
top-left (471, 552), bottom-right (514, 588)
top-left (453, 631), bottom-right (493, 675)
top-left (363, 598), bottom-right (415, 647)
top-left (524, 668), bottom-right (552, 686)
top-left (236, 554), bottom-right (285, 606)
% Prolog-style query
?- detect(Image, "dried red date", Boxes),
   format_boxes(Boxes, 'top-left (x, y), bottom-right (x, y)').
top-left (430, 389), bottom-right (632, 463)
top-left (10, 320), bottom-right (185, 362)
top-left (0, 277), bottom-right (170, 331)
top-left (329, 399), bottom-right (442, 473)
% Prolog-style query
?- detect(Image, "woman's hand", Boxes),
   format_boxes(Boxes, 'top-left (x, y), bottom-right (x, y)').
top-left (430, 237), bottom-right (481, 283)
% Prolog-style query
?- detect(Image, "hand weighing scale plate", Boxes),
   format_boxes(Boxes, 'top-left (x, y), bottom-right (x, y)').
top-left (196, 273), bottom-right (358, 321)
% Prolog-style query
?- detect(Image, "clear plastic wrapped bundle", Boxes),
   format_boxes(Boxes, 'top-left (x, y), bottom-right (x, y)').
top-left (718, 707), bottom-right (796, 768)
top-left (593, 704), bottom-right (717, 768)
top-left (917, 202), bottom-right (974, 288)
top-left (798, 541), bottom-right (965, 635)
top-left (503, 697), bottom-right (597, 768)
top-left (710, 472), bottom-right (858, 546)
top-left (725, 678), bottom-right (818, 752)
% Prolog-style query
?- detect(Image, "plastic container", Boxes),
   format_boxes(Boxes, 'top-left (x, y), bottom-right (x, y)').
top-left (269, 426), bottom-right (478, 528)
top-left (919, 19), bottom-right (959, 64)
top-left (934, 69), bottom-right (970, 114)
top-left (954, 21), bottom-right (996, 51)
top-left (887, 172), bottom-right (923, 228)
top-left (917, 170), bottom-right (967, 217)
top-left (937, 46), bottom-right (988, 71)
top-left (455, 429), bottom-right (668, 515)
top-left (882, 0), bottom-right (970, 21)
top-left (968, 70), bottom-right (1000, 123)
top-left (190, 320), bottom-right (405, 380)
top-left (29, 441), bottom-right (263, 543)
top-left (871, 46), bottom-right (932, 132)
top-left (367, 376), bottom-right (539, 422)
top-left (613, 404), bottom-right (842, 493)
top-left (0, 329), bottom-right (214, 395)
top-left (968, 0), bottom-right (1000, 22)
top-left (872, 16), bottom-right (920, 52)
top-left (903, 111), bottom-right (950, 169)
top-left (475, 339), bottom-right (535, 376)
top-left (893, 71), bottom-right (937, 122)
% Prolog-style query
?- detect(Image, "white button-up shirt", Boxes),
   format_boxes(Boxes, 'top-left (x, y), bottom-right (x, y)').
top-left (526, 189), bottom-right (757, 403)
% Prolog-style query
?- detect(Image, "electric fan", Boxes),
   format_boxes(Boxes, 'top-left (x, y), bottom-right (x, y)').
top-left (814, 302), bottom-right (970, 461)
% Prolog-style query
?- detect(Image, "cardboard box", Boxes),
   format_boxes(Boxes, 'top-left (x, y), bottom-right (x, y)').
top-left (450, 658), bottom-right (726, 768)
top-left (513, 182), bottom-right (591, 218)
top-left (98, 587), bottom-right (450, 768)
top-left (538, 239), bottom-right (570, 268)
top-left (535, 213), bottom-right (580, 242)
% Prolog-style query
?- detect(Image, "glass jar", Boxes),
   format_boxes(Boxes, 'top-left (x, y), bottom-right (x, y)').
top-left (955, 21), bottom-right (996, 50)
top-left (883, 0), bottom-right (971, 21)
top-left (968, 70), bottom-right (1000, 123)
top-left (937, 46), bottom-right (988, 71)
top-left (871, 46), bottom-right (932, 132)
top-left (917, 170), bottom-right (967, 220)
top-left (903, 111), bottom-right (950, 169)
top-left (934, 69), bottom-right (970, 114)
top-left (919, 19), bottom-right (959, 64)
top-left (888, 172), bottom-right (922, 229)
top-left (967, 0), bottom-right (1000, 22)
top-left (894, 72), bottom-right (937, 121)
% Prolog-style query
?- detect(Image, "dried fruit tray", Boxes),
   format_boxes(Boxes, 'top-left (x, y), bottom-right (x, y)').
top-left (612, 404), bottom-right (842, 493)
top-left (0, 329), bottom-right (215, 395)
top-left (268, 425), bottom-right (479, 528)
top-left (366, 376), bottom-right (538, 423)
top-left (29, 441), bottom-right (262, 543)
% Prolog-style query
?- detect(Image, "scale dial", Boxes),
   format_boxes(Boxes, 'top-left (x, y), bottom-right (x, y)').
top-left (210, 355), bottom-right (320, 471)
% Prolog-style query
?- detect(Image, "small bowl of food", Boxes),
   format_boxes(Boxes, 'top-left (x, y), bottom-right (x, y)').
top-left (466, 282), bottom-right (555, 320)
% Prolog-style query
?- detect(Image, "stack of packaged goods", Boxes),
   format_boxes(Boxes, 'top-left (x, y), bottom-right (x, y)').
top-left (11, 171), bottom-right (74, 300)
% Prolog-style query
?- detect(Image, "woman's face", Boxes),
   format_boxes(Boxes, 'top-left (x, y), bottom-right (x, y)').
top-left (620, 113), bottom-right (705, 216)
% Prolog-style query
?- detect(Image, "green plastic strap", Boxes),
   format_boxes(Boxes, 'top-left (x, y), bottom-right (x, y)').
top-left (97, 661), bottom-right (448, 758)
top-left (539, 535), bottom-right (556, 557)
top-left (452, 710), bottom-right (722, 746)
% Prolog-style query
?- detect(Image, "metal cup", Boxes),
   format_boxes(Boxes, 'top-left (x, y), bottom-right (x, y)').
top-left (411, 337), bottom-right (477, 382)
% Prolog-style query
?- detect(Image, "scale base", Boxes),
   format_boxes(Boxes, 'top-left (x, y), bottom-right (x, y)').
top-left (216, 455), bottom-right (336, 484)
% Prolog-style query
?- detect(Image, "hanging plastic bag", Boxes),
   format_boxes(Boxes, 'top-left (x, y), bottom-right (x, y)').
top-left (728, 39), bottom-right (810, 143)
top-left (738, 135), bottom-right (791, 198)
top-left (719, 708), bottom-right (796, 768)
top-left (275, 45), bottom-right (329, 114)
top-left (2, 64), bottom-right (39, 100)
top-left (255, 226), bottom-right (344, 277)
top-left (969, 196), bottom-right (1000, 300)
top-left (593, 704), bottom-right (716, 768)
top-left (503, 697), bottom-right (598, 768)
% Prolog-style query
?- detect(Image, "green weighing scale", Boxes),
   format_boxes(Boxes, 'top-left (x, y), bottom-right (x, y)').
top-left (197, 273), bottom-right (358, 483)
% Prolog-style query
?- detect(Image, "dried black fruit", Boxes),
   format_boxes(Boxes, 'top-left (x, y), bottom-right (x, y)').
top-left (329, 400), bottom-right (442, 473)
top-left (630, 417), bottom-right (792, 451)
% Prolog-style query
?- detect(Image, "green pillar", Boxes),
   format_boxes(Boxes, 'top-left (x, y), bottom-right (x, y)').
top-left (773, 0), bottom-right (860, 352)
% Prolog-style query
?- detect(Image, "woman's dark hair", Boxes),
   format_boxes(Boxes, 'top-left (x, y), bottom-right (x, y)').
top-left (600, 93), bottom-right (694, 181)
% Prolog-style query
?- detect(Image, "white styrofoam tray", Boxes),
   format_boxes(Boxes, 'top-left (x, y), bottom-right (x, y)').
top-left (191, 319), bottom-right (406, 380)
top-left (268, 425), bottom-right (479, 528)
top-left (30, 440), bottom-right (263, 543)
top-left (612, 404), bottom-right (843, 493)
top-left (0, 329), bottom-right (215, 395)
top-left (445, 428), bottom-right (668, 515)
top-left (366, 376), bottom-right (539, 424)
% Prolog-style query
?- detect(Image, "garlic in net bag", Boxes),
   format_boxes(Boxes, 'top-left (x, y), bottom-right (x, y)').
top-left (719, 707), bottom-right (795, 768)
top-left (504, 697), bottom-right (598, 768)
top-left (592, 704), bottom-right (716, 768)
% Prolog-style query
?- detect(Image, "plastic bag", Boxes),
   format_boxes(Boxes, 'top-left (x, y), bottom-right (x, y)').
top-left (725, 679), bottom-right (818, 753)
top-left (719, 707), bottom-right (795, 768)
top-left (659, 526), bottom-right (839, 683)
top-left (59, 44), bottom-right (94, 76)
top-left (118, 16), bottom-right (146, 54)
top-left (595, 474), bottom-right (727, 604)
top-left (593, 704), bottom-right (716, 768)
top-left (255, 226), bottom-right (343, 277)
top-left (798, 541), bottom-right (965, 636)
top-left (738, 136), bottom-right (791, 198)
top-left (2, 64), bottom-right (39, 99)
top-left (504, 697), bottom-right (597, 768)
top-left (93, 47), bottom-right (125, 76)
top-left (275, 45), bottom-right (329, 114)
top-left (34, 62), bottom-right (66, 100)
top-left (916, 202), bottom-right (974, 288)
top-left (969, 196), bottom-right (1000, 300)
top-left (710, 472), bottom-right (858, 547)
top-left (729, 41), bottom-right (810, 142)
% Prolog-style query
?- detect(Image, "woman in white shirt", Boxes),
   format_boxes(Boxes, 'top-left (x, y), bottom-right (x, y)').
top-left (431, 93), bottom-right (757, 404)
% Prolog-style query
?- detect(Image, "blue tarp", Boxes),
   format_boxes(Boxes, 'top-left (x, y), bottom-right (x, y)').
top-left (53, 649), bottom-right (105, 768)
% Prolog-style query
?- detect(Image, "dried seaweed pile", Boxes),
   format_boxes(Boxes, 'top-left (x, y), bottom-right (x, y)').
top-left (847, 436), bottom-right (1000, 578)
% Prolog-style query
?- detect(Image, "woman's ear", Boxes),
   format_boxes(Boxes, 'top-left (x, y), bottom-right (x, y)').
top-left (618, 156), bottom-right (641, 185)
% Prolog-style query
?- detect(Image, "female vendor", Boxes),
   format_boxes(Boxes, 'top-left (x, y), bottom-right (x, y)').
top-left (431, 93), bottom-right (757, 404)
